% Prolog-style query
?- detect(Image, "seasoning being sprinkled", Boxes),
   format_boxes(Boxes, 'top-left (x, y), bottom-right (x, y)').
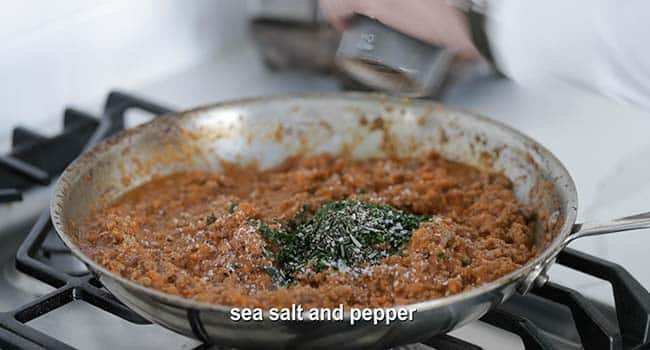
top-left (259, 200), bottom-right (429, 285)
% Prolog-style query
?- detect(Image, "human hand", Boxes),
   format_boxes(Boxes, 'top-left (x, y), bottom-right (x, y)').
top-left (320, 0), bottom-right (481, 60)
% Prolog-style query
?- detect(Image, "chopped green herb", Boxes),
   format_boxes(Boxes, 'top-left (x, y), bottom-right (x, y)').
top-left (436, 252), bottom-right (447, 259)
top-left (258, 221), bottom-right (280, 244)
top-left (262, 246), bottom-right (275, 258)
top-left (314, 259), bottom-right (329, 272)
top-left (227, 202), bottom-right (238, 214)
top-left (356, 188), bottom-right (367, 194)
top-left (257, 200), bottom-right (429, 285)
top-left (206, 214), bottom-right (216, 225)
top-left (262, 266), bottom-right (288, 286)
top-left (461, 259), bottom-right (470, 267)
top-left (286, 205), bottom-right (311, 229)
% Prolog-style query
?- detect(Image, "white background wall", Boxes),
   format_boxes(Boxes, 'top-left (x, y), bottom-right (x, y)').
top-left (0, 0), bottom-right (248, 144)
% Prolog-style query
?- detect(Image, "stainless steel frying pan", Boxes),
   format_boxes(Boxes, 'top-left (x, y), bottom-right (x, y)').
top-left (51, 93), bottom-right (650, 349)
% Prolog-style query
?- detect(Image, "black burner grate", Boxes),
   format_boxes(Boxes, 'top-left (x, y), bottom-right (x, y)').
top-left (1, 91), bottom-right (649, 350)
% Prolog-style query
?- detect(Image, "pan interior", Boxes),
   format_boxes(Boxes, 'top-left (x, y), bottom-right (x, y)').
top-left (52, 94), bottom-right (577, 306)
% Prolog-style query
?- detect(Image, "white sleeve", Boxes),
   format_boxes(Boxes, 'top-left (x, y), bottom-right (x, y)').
top-left (486, 0), bottom-right (650, 110)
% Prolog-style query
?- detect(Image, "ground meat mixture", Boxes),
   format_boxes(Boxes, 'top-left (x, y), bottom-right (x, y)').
top-left (79, 153), bottom-right (536, 308)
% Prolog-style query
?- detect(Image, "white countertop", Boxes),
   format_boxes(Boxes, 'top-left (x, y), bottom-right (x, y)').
top-left (134, 43), bottom-right (650, 303)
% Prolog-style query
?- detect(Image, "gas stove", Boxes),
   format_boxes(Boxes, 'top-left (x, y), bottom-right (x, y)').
top-left (1, 91), bottom-right (649, 350)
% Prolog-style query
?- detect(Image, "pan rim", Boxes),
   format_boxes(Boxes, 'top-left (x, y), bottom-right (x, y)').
top-left (50, 91), bottom-right (579, 318)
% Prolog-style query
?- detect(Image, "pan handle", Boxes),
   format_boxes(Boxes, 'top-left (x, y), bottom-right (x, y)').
top-left (518, 211), bottom-right (650, 294)
top-left (564, 211), bottom-right (650, 247)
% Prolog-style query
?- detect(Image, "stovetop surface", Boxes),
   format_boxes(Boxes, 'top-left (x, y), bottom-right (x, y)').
top-left (1, 90), bottom-right (649, 350)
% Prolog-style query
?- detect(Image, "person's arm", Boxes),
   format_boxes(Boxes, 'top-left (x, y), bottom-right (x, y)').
top-left (321, 0), bottom-right (650, 109)
top-left (488, 0), bottom-right (650, 109)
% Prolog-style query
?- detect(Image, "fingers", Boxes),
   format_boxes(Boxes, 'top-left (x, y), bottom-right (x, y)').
top-left (319, 0), bottom-right (363, 30)
top-left (319, 0), bottom-right (481, 60)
